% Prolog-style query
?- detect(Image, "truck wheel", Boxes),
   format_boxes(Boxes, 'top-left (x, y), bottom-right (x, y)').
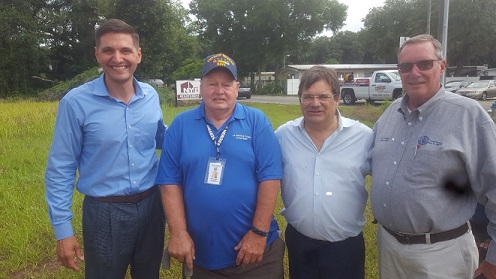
top-left (481, 92), bottom-right (487, 100)
top-left (342, 90), bottom-right (356, 105)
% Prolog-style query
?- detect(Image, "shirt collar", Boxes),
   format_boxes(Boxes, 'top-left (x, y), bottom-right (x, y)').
top-left (195, 101), bottom-right (245, 121)
top-left (297, 109), bottom-right (353, 131)
top-left (92, 74), bottom-right (144, 98)
top-left (398, 85), bottom-right (445, 120)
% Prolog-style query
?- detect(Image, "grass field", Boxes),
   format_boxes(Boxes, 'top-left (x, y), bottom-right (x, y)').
top-left (0, 100), bottom-right (386, 278)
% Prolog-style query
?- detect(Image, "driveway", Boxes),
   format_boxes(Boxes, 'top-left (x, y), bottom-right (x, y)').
top-left (240, 95), bottom-right (496, 111)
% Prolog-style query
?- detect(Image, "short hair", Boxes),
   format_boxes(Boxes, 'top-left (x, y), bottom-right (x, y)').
top-left (95, 19), bottom-right (139, 48)
top-left (298, 66), bottom-right (340, 100)
top-left (398, 34), bottom-right (443, 60)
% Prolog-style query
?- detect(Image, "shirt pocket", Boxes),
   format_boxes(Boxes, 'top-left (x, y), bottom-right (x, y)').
top-left (136, 122), bottom-right (157, 150)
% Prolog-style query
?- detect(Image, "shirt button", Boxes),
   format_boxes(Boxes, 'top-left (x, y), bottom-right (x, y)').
top-left (408, 122), bottom-right (412, 125)
top-left (131, 163), bottom-right (135, 166)
top-left (383, 203), bottom-right (387, 207)
top-left (401, 141), bottom-right (405, 145)
top-left (391, 138), bottom-right (395, 141)
top-left (315, 193), bottom-right (318, 196)
top-left (419, 116), bottom-right (423, 121)
top-left (128, 125), bottom-right (132, 128)
top-left (129, 145), bottom-right (133, 148)
top-left (316, 172), bottom-right (320, 176)
top-left (386, 182), bottom-right (390, 185)
top-left (326, 192), bottom-right (332, 196)
top-left (393, 161), bottom-right (397, 165)
top-left (133, 181), bottom-right (137, 184)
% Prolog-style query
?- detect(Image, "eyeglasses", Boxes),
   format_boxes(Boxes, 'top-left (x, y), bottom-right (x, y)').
top-left (397, 59), bottom-right (440, 73)
top-left (300, 94), bottom-right (335, 102)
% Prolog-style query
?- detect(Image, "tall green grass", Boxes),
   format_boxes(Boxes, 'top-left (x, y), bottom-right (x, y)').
top-left (0, 100), bottom-right (385, 278)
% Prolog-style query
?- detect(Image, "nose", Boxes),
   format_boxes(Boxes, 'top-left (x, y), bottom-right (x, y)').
top-left (212, 85), bottom-right (225, 95)
top-left (309, 97), bottom-right (321, 106)
top-left (112, 51), bottom-right (124, 62)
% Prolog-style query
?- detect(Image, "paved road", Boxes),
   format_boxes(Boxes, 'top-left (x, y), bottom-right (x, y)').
top-left (239, 95), bottom-right (496, 111)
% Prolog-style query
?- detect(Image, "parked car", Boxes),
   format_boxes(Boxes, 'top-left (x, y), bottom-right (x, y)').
top-left (238, 85), bottom-right (252, 99)
top-left (456, 80), bottom-right (496, 100)
top-left (445, 80), bottom-right (472, 93)
top-left (147, 79), bottom-right (165, 87)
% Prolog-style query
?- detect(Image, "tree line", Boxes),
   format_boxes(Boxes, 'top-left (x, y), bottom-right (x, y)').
top-left (1, 0), bottom-right (495, 98)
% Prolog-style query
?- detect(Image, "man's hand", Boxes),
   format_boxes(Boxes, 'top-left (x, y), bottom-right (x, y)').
top-left (234, 230), bottom-right (267, 267)
top-left (475, 261), bottom-right (496, 279)
top-left (56, 236), bottom-right (84, 271)
top-left (167, 231), bottom-right (195, 271)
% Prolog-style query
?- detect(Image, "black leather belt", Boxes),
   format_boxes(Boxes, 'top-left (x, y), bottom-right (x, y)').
top-left (91, 185), bottom-right (157, 204)
top-left (383, 223), bottom-right (470, 245)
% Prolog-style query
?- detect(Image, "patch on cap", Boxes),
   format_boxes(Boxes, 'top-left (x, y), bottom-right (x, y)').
top-left (202, 53), bottom-right (237, 80)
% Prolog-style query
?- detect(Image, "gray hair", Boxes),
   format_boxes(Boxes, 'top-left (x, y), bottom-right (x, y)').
top-left (398, 34), bottom-right (443, 60)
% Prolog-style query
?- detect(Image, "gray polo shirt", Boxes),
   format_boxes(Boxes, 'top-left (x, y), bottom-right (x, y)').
top-left (371, 87), bottom-right (496, 263)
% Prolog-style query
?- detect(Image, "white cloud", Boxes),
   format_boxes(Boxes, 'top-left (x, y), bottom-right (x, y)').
top-left (337, 0), bottom-right (385, 32)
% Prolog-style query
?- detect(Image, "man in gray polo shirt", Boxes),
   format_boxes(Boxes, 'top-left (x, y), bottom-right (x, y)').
top-left (371, 34), bottom-right (496, 278)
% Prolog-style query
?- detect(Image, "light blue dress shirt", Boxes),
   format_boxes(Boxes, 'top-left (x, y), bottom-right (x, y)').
top-left (45, 74), bottom-right (166, 240)
top-left (275, 111), bottom-right (373, 242)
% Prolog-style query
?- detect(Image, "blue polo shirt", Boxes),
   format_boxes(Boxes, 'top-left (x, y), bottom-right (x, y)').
top-left (156, 102), bottom-right (282, 269)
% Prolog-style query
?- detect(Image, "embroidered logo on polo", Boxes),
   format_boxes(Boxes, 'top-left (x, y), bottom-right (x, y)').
top-left (417, 136), bottom-right (442, 146)
top-left (232, 134), bottom-right (251, 141)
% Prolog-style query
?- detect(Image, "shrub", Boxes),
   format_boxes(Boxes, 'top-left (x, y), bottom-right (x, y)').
top-left (37, 67), bottom-right (100, 101)
top-left (256, 83), bottom-right (285, 96)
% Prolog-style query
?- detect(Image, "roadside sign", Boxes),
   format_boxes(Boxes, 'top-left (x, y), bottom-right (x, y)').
top-left (175, 80), bottom-right (201, 100)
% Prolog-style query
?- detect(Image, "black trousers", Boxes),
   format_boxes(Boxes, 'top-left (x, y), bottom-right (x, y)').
top-left (285, 224), bottom-right (365, 279)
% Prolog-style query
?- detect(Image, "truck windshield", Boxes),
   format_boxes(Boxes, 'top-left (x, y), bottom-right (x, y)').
top-left (389, 71), bottom-right (401, 81)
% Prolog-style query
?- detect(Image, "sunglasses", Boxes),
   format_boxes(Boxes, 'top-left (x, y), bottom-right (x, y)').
top-left (397, 59), bottom-right (440, 73)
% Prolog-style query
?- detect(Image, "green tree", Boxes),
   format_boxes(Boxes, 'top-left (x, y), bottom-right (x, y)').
top-left (446, 0), bottom-right (496, 73)
top-left (38, 0), bottom-right (99, 81)
top-left (167, 58), bottom-right (203, 84)
top-left (0, 0), bottom-right (50, 97)
top-left (361, 0), bottom-right (425, 63)
top-left (307, 36), bottom-right (343, 64)
top-left (190, 0), bottom-right (347, 82)
top-left (333, 31), bottom-right (364, 64)
top-left (361, 0), bottom-right (496, 68)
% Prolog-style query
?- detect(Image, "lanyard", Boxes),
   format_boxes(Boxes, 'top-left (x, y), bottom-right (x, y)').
top-left (206, 123), bottom-right (229, 160)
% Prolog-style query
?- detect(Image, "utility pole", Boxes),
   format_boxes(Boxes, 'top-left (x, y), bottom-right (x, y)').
top-left (427, 0), bottom-right (432, 34)
top-left (283, 54), bottom-right (290, 68)
top-left (441, 0), bottom-right (450, 85)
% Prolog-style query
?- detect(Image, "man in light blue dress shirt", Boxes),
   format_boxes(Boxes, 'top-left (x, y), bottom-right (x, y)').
top-left (275, 66), bottom-right (373, 279)
top-left (45, 19), bottom-right (166, 278)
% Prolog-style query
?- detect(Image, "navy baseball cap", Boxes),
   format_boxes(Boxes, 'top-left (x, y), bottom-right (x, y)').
top-left (201, 53), bottom-right (237, 80)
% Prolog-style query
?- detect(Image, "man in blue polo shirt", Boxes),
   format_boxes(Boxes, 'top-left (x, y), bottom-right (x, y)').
top-left (45, 19), bottom-right (166, 278)
top-left (156, 53), bottom-right (284, 278)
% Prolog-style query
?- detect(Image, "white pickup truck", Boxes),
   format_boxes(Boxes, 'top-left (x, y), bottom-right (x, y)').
top-left (340, 70), bottom-right (403, 105)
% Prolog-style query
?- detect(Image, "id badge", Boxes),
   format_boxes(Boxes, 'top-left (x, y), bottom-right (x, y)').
top-left (204, 157), bottom-right (226, 186)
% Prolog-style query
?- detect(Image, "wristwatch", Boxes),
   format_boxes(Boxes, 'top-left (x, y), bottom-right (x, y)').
top-left (251, 226), bottom-right (268, 237)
